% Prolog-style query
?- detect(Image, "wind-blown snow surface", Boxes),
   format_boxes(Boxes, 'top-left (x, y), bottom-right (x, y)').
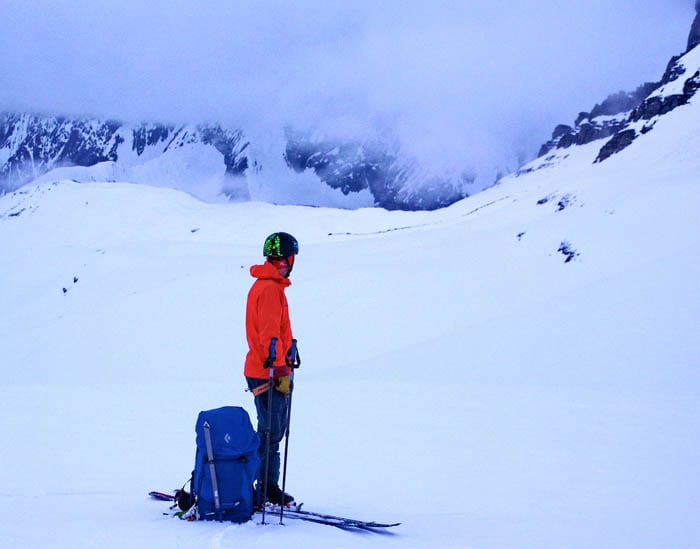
top-left (1, 95), bottom-right (699, 548)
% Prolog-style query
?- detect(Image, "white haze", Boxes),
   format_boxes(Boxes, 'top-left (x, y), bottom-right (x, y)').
top-left (0, 0), bottom-right (694, 176)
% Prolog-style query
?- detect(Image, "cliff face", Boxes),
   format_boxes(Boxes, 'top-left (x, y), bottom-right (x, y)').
top-left (595, 48), bottom-right (700, 163)
top-left (534, 8), bottom-right (700, 169)
top-left (537, 83), bottom-right (658, 158)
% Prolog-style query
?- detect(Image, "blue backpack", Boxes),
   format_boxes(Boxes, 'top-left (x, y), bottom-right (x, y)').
top-left (192, 406), bottom-right (260, 522)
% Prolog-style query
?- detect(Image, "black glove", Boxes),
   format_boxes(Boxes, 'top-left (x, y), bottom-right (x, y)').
top-left (285, 339), bottom-right (300, 367)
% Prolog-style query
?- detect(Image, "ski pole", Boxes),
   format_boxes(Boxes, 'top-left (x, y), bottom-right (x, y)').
top-left (279, 339), bottom-right (300, 525)
top-left (261, 337), bottom-right (277, 525)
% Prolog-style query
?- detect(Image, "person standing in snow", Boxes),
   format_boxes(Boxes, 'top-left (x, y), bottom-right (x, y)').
top-left (245, 232), bottom-right (298, 507)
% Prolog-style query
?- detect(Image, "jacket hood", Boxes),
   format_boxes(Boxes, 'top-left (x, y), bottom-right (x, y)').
top-left (249, 261), bottom-right (292, 286)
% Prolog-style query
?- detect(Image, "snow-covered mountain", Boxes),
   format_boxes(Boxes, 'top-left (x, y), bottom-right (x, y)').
top-left (0, 115), bottom-right (250, 202)
top-left (532, 4), bottom-right (700, 172)
top-left (0, 112), bottom-right (475, 210)
top-left (282, 128), bottom-right (474, 210)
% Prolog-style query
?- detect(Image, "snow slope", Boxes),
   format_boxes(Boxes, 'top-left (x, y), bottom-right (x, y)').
top-left (1, 80), bottom-right (699, 548)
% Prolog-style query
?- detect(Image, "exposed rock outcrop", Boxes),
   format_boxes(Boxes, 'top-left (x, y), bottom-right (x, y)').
top-left (536, 7), bottom-right (700, 167)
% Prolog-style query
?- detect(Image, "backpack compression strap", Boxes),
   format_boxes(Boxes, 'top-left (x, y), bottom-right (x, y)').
top-left (203, 421), bottom-right (222, 517)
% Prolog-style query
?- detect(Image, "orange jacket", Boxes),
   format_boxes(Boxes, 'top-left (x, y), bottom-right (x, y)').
top-left (244, 261), bottom-right (293, 380)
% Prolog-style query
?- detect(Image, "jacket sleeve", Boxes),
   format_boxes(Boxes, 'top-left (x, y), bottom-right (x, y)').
top-left (255, 285), bottom-right (284, 363)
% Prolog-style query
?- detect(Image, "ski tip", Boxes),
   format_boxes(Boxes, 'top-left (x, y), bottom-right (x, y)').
top-left (149, 491), bottom-right (176, 501)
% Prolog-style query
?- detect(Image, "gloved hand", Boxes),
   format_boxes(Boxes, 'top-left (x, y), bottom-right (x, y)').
top-left (285, 339), bottom-right (300, 367)
top-left (275, 375), bottom-right (292, 396)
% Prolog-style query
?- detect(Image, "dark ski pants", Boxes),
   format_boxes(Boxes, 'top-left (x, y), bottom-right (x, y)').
top-left (246, 376), bottom-right (289, 489)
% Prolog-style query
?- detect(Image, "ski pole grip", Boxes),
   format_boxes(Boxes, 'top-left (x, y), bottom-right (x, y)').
top-left (268, 337), bottom-right (278, 362)
top-left (264, 337), bottom-right (278, 369)
top-left (286, 339), bottom-right (301, 368)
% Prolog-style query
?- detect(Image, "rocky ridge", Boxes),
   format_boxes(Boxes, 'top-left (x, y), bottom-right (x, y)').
top-left (533, 5), bottom-right (700, 168)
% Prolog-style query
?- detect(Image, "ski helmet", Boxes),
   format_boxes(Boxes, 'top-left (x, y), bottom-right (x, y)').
top-left (263, 232), bottom-right (299, 258)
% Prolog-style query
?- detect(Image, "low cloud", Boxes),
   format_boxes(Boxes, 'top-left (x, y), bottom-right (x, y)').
top-left (0, 0), bottom-right (694, 176)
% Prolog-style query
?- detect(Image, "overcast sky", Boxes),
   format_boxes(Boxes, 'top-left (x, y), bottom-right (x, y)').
top-left (0, 1), bottom-right (695, 171)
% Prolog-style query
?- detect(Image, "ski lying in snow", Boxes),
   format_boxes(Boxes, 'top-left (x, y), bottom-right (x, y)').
top-left (149, 491), bottom-right (177, 502)
top-left (261, 503), bottom-right (401, 530)
top-left (149, 492), bottom-right (399, 530)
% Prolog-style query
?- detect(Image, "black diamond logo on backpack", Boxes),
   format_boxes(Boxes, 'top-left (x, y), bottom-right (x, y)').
top-left (224, 433), bottom-right (231, 443)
